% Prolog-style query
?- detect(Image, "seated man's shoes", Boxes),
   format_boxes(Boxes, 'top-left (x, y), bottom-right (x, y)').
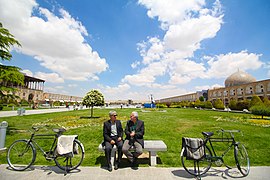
top-left (114, 162), bottom-right (119, 170)
top-left (108, 164), bottom-right (112, 172)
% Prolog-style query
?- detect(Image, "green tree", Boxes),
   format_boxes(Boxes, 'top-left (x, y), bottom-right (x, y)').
top-left (250, 105), bottom-right (270, 119)
top-left (204, 101), bottom-right (213, 109)
top-left (199, 96), bottom-right (204, 102)
top-left (228, 99), bottom-right (237, 110)
top-left (0, 22), bottom-right (24, 107)
top-left (236, 99), bottom-right (250, 111)
top-left (213, 99), bottom-right (224, 109)
top-left (0, 22), bottom-right (21, 60)
top-left (250, 95), bottom-right (263, 107)
top-left (263, 97), bottom-right (270, 107)
top-left (82, 89), bottom-right (105, 117)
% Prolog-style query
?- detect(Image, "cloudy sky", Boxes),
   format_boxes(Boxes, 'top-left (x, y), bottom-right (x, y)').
top-left (0, 0), bottom-right (269, 101)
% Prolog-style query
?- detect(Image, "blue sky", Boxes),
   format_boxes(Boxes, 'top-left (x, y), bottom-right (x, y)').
top-left (0, 0), bottom-right (269, 101)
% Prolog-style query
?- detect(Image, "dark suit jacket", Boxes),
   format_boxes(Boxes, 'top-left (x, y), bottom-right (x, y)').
top-left (103, 120), bottom-right (123, 143)
top-left (124, 119), bottom-right (144, 148)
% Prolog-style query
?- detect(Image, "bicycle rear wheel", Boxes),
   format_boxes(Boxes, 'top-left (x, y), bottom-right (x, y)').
top-left (234, 143), bottom-right (250, 176)
top-left (7, 139), bottom-right (36, 171)
top-left (181, 145), bottom-right (212, 176)
top-left (54, 139), bottom-right (84, 172)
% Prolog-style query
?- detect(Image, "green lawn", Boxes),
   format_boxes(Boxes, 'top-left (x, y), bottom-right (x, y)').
top-left (0, 108), bottom-right (269, 167)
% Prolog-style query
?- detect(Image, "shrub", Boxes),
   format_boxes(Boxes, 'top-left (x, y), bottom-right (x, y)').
top-left (228, 99), bottom-right (237, 110)
top-left (263, 97), bottom-right (270, 107)
top-left (236, 100), bottom-right (250, 111)
top-left (156, 103), bottom-right (167, 108)
top-left (250, 95), bottom-right (263, 107)
top-left (250, 105), bottom-right (270, 119)
top-left (204, 101), bottom-right (213, 109)
top-left (213, 99), bottom-right (224, 109)
top-left (0, 104), bottom-right (3, 111)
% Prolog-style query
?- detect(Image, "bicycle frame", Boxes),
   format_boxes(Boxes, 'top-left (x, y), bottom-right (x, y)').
top-left (30, 134), bottom-right (58, 159)
top-left (204, 130), bottom-right (239, 167)
top-left (26, 128), bottom-right (63, 160)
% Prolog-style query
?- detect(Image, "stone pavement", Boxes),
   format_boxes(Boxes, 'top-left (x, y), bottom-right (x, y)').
top-left (0, 108), bottom-right (71, 117)
top-left (0, 164), bottom-right (269, 180)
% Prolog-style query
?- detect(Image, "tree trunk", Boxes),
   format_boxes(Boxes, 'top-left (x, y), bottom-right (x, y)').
top-left (90, 105), bottom-right (94, 118)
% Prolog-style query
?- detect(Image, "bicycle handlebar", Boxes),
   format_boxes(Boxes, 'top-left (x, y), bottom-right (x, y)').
top-left (218, 129), bottom-right (241, 133)
top-left (31, 127), bottom-right (66, 135)
top-left (217, 129), bottom-right (243, 137)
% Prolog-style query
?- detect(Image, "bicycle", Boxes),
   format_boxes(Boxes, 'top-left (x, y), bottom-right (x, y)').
top-left (7, 127), bottom-right (85, 172)
top-left (181, 129), bottom-right (250, 178)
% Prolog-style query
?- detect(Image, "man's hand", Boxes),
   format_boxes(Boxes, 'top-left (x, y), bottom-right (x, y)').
top-left (130, 131), bottom-right (135, 137)
top-left (117, 137), bottom-right (122, 141)
top-left (110, 140), bottom-right (115, 144)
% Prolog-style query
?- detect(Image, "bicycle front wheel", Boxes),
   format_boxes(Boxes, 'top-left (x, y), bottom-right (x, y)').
top-left (181, 145), bottom-right (212, 176)
top-left (7, 139), bottom-right (36, 171)
top-left (54, 139), bottom-right (84, 172)
top-left (234, 143), bottom-right (250, 176)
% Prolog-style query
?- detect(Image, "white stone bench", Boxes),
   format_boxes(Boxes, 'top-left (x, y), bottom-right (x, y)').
top-left (98, 140), bottom-right (167, 166)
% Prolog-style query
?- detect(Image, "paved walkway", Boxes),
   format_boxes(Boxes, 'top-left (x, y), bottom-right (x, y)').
top-left (0, 108), bottom-right (72, 117)
top-left (0, 164), bottom-right (269, 180)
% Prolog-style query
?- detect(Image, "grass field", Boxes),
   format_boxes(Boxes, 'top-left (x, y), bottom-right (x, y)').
top-left (0, 108), bottom-right (269, 167)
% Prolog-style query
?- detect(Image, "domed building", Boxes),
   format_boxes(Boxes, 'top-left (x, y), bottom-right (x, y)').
top-left (225, 70), bottom-right (256, 87)
top-left (157, 70), bottom-right (270, 106)
top-left (207, 70), bottom-right (270, 105)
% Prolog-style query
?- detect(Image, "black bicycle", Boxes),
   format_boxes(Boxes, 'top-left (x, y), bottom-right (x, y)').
top-left (181, 129), bottom-right (250, 177)
top-left (7, 127), bottom-right (85, 172)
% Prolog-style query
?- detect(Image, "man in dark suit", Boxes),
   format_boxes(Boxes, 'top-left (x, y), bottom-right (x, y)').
top-left (103, 111), bottom-right (123, 171)
top-left (122, 111), bottom-right (144, 166)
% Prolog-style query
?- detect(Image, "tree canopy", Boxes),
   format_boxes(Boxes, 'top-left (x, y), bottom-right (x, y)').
top-left (0, 22), bottom-right (21, 61)
top-left (0, 22), bottom-right (24, 105)
top-left (82, 89), bottom-right (105, 117)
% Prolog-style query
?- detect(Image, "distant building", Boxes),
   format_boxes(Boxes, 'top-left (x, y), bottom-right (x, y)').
top-left (208, 70), bottom-right (269, 106)
top-left (3, 73), bottom-right (82, 104)
top-left (157, 70), bottom-right (270, 105)
top-left (13, 75), bottom-right (45, 103)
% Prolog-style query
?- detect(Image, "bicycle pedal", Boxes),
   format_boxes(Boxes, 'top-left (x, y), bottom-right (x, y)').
top-left (45, 157), bottom-right (54, 161)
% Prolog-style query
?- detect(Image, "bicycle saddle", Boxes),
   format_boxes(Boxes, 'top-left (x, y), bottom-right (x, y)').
top-left (53, 128), bottom-right (66, 133)
top-left (202, 132), bottom-right (214, 137)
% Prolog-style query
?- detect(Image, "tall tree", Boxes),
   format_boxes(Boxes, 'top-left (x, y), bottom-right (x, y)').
top-left (0, 22), bottom-right (21, 60)
top-left (82, 89), bottom-right (105, 117)
top-left (0, 22), bottom-right (24, 105)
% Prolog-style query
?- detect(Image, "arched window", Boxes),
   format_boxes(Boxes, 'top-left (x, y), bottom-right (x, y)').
top-left (256, 84), bottom-right (264, 93)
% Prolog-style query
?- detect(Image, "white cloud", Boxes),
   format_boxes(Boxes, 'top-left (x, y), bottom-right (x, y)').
top-left (35, 72), bottom-right (64, 83)
top-left (21, 69), bottom-right (33, 77)
top-left (138, 0), bottom-right (205, 29)
top-left (0, 0), bottom-right (108, 81)
top-left (195, 84), bottom-right (223, 91)
top-left (120, 0), bottom-right (224, 88)
top-left (68, 84), bottom-right (78, 88)
top-left (205, 51), bottom-right (263, 78)
top-left (164, 14), bottom-right (222, 56)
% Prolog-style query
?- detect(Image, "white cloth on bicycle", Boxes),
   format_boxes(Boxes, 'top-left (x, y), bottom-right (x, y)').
top-left (57, 135), bottom-right (77, 155)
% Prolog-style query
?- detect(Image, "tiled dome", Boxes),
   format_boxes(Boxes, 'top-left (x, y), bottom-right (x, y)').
top-left (225, 70), bottom-right (256, 87)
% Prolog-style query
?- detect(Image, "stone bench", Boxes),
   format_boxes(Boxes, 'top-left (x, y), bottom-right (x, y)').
top-left (98, 140), bottom-right (167, 166)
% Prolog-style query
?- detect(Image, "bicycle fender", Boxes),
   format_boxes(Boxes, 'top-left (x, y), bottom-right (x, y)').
top-left (76, 140), bottom-right (85, 153)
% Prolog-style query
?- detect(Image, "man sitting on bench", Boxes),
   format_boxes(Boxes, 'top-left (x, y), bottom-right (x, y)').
top-left (122, 111), bottom-right (145, 167)
top-left (103, 111), bottom-right (123, 171)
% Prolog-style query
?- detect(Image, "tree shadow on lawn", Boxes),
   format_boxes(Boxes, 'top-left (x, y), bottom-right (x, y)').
top-left (80, 116), bottom-right (100, 119)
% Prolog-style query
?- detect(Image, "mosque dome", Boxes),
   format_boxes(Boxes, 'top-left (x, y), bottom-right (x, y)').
top-left (225, 70), bottom-right (256, 87)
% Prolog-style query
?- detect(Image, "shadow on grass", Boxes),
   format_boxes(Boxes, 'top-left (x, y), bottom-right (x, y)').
top-left (80, 116), bottom-right (100, 119)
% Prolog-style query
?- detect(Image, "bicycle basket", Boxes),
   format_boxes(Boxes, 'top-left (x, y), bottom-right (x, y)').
top-left (182, 137), bottom-right (205, 160)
